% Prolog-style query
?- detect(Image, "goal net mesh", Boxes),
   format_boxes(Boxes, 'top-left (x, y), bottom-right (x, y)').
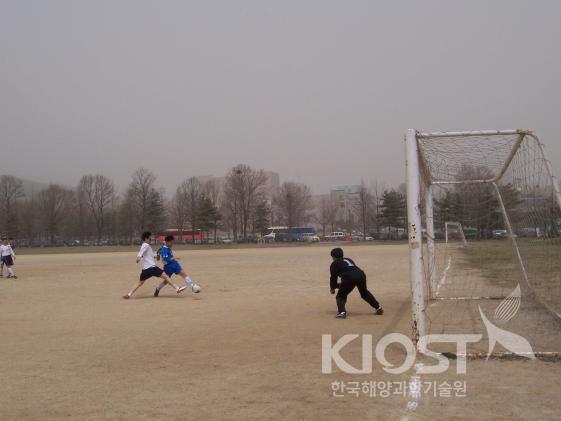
top-left (416, 131), bottom-right (561, 356)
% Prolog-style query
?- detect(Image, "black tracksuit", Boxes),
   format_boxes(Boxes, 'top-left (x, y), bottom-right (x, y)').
top-left (330, 257), bottom-right (380, 314)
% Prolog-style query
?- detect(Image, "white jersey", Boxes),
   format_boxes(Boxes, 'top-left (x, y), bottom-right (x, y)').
top-left (137, 242), bottom-right (156, 270)
top-left (1, 244), bottom-right (14, 257)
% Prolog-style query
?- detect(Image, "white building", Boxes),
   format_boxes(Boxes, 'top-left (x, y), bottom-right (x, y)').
top-left (330, 185), bottom-right (361, 224)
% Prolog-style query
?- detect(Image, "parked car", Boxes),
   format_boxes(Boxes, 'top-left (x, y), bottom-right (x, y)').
top-left (492, 229), bottom-right (508, 239)
top-left (517, 227), bottom-right (542, 238)
top-left (274, 233), bottom-right (292, 242)
top-left (263, 233), bottom-right (274, 242)
top-left (300, 233), bottom-right (320, 243)
top-left (350, 234), bottom-right (373, 241)
top-left (325, 232), bottom-right (345, 241)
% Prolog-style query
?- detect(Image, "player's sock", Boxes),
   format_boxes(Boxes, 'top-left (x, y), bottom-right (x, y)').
top-left (8, 268), bottom-right (14, 277)
top-left (172, 283), bottom-right (180, 291)
top-left (156, 281), bottom-right (166, 291)
top-left (127, 290), bottom-right (133, 297)
top-left (184, 276), bottom-right (193, 287)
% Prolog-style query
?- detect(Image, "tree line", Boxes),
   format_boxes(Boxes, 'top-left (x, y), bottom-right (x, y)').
top-left (432, 165), bottom-right (561, 238)
top-left (314, 182), bottom-right (407, 239)
top-left (0, 166), bottom-right (412, 245)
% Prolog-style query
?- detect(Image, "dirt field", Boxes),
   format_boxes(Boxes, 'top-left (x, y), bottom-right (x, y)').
top-left (1, 244), bottom-right (560, 420)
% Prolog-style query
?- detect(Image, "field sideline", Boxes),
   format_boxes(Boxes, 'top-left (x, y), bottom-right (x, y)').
top-left (1, 244), bottom-right (560, 420)
top-left (12, 241), bottom-right (407, 256)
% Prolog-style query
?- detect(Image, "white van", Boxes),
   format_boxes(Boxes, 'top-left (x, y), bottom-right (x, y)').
top-left (325, 232), bottom-right (345, 241)
top-left (263, 226), bottom-right (288, 242)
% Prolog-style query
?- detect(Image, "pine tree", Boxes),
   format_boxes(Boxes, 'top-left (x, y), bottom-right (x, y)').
top-left (381, 189), bottom-right (406, 238)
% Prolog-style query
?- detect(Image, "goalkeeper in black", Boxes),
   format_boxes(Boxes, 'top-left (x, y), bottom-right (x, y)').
top-left (329, 247), bottom-right (383, 319)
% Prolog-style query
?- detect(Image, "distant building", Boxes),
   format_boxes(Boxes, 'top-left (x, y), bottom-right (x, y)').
top-left (263, 171), bottom-right (281, 201)
top-left (330, 185), bottom-right (361, 224)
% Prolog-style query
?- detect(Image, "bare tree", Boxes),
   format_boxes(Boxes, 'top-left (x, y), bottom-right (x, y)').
top-left (146, 187), bottom-right (166, 235)
top-left (224, 164), bottom-right (268, 242)
top-left (202, 179), bottom-right (223, 242)
top-left (107, 192), bottom-right (119, 243)
top-left (19, 194), bottom-right (39, 242)
top-left (38, 184), bottom-right (74, 242)
top-left (125, 168), bottom-right (164, 235)
top-left (117, 196), bottom-right (135, 244)
top-left (76, 182), bottom-right (90, 243)
top-left (0, 175), bottom-right (24, 235)
top-left (222, 181), bottom-right (240, 240)
top-left (274, 181), bottom-right (313, 229)
top-left (316, 195), bottom-right (337, 236)
top-left (370, 180), bottom-right (383, 235)
top-left (176, 177), bottom-right (202, 243)
top-left (202, 178), bottom-right (222, 208)
top-left (78, 175), bottom-right (115, 244)
top-left (354, 180), bottom-right (375, 236)
top-left (169, 189), bottom-right (187, 243)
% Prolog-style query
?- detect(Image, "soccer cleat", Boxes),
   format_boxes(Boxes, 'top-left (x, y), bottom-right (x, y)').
top-left (375, 307), bottom-right (384, 315)
top-left (336, 312), bottom-right (347, 319)
top-left (177, 286), bottom-right (187, 294)
top-left (122, 294), bottom-right (131, 299)
top-left (154, 288), bottom-right (160, 297)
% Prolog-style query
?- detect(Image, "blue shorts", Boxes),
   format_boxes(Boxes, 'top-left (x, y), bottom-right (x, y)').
top-left (164, 261), bottom-right (182, 277)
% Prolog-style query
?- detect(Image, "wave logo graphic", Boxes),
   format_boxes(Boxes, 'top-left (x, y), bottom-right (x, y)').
top-left (494, 285), bottom-right (521, 323)
top-left (478, 284), bottom-right (535, 360)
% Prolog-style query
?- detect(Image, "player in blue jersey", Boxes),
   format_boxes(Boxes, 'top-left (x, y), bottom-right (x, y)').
top-left (154, 235), bottom-right (201, 296)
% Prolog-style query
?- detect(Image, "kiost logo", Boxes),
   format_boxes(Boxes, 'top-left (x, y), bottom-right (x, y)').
top-left (322, 285), bottom-right (534, 375)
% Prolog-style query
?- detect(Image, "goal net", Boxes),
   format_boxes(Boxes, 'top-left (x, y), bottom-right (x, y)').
top-left (406, 129), bottom-right (561, 357)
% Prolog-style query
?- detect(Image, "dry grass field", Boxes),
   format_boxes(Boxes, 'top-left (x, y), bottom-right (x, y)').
top-left (1, 244), bottom-right (560, 420)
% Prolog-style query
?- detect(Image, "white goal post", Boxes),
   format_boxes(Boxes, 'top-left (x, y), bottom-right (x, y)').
top-left (444, 221), bottom-right (467, 246)
top-left (405, 129), bottom-right (561, 351)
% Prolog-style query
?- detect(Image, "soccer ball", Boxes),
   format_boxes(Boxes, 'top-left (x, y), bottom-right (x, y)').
top-left (192, 284), bottom-right (201, 293)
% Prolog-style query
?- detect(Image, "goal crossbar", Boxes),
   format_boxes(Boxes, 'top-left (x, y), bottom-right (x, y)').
top-left (416, 129), bottom-right (531, 139)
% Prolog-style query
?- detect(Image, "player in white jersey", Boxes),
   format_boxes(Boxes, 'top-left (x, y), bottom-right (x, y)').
top-left (123, 232), bottom-right (186, 299)
top-left (1, 238), bottom-right (17, 279)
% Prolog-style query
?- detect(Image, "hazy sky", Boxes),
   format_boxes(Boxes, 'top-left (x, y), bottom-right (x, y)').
top-left (1, 0), bottom-right (561, 194)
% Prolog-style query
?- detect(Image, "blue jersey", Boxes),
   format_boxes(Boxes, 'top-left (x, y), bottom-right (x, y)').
top-left (158, 246), bottom-right (175, 265)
